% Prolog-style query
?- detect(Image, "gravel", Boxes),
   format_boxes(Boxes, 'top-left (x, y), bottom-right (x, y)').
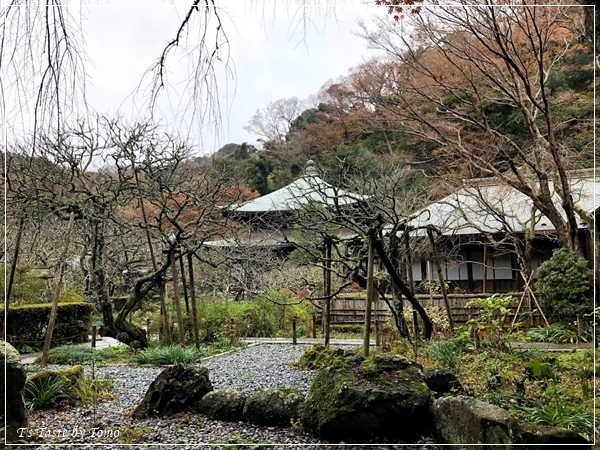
top-left (13, 343), bottom-right (430, 449)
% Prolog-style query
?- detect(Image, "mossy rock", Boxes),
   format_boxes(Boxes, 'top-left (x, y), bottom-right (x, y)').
top-left (1, 340), bottom-right (28, 443)
top-left (515, 422), bottom-right (590, 448)
top-left (27, 365), bottom-right (85, 406)
top-left (302, 354), bottom-right (432, 442)
top-left (198, 389), bottom-right (247, 422)
top-left (297, 344), bottom-right (363, 370)
top-left (242, 386), bottom-right (304, 427)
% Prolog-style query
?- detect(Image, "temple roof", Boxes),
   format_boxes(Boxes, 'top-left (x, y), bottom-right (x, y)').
top-left (404, 170), bottom-right (599, 236)
top-left (227, 160), bottom-right (366, 214)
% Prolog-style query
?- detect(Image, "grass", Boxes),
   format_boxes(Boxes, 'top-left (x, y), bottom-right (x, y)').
top-left (133, 345), bottom-right (206, 365)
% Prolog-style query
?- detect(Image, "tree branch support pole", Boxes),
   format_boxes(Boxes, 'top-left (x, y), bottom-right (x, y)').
top-left (323, 239), bottom-right (332, 347)
top-left (41, 211), bottom-right (75, 368)
top-left (167, 248), bottom-right (185, 345)
top-left (427, 226), bottom-right (454, 335)
top-left (364, 237), bottom-right (374, 357)
top-left (187, 251), bottom-right (201, 350)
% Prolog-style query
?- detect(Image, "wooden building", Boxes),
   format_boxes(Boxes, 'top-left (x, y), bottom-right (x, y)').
top-left (403, 170), bottom-right (598, 294)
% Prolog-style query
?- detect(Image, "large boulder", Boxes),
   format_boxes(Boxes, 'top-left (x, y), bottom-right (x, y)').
top-left (26, 365), bottom-right (85, 406)
top-left (301, 353), bottom-right (432, 442)
top-left (431, 395), bottom-right (591, 449)
top-left (1, 340), bottom-right (27, 443)
top-left (431, 395), bottom-right (517, 448)
top-left (242, 387), bottom-right (304, 427)
top-left (198, 389), bottom-right (247, 422)
top-left (132, 364), bottom-right (212, 418)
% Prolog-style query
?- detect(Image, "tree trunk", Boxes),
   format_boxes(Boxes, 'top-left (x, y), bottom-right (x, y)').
top-left (372, 235), bottom-right (433, 340)
top-left (170, 249), bottom-right (185, 345)
top-left (187, 251), bottom-right (201, 349)
top-left (427, 226), bottom-right (454, 334)
top-left (41, 211), bottom-right (75, 367)
top-left (323, 239), bottom-right (332, 347)
top-left (363, 238), bottom-right (374, 357)
top-left (6, 214), bottom-right (25, 306)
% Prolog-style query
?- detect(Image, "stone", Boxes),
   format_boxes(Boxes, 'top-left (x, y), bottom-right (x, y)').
top-left (132, 364), bottom-right (213, 418)
top-left (27, 365), bottom-right (85, 406)
top-left (423, 367), bottom-right (465, 398)
top-left (430, 395), bottom-right (518, 449)
top-left (515, 422), bottom-right (591, 448)
top-left (198, 389), bottom-right (247, 422)
top-left (301, 353), bottom-right (432, 442)
top-left (242, 387), bottom-right (304, 428)
top-left (1, 340), bottom-right (27, 443)
top-left (297, 344), bottom-right (363, 370)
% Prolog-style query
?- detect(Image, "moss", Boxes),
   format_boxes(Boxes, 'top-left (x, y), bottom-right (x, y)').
top-left (297, 344), bottom-right (362, 370)
top-left (1, 339), bottom-right (22, 365)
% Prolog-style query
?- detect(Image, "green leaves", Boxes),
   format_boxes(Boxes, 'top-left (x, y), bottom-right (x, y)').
top-left (535, 248), bottom-right (593, 317)
top-left (24, 375), bottom-right (67, 410)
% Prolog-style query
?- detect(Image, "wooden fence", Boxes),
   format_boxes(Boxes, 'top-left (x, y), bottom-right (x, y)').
top-left (330, 293), bottom-right (544, 326)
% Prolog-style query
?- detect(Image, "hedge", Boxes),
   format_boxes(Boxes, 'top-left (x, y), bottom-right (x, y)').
top-left (0, 302), bottom-right (94, 350)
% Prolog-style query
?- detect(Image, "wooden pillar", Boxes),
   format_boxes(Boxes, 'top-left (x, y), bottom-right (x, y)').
top-left (187, 251), bottom-right (201, 350)
top-left (482, 241), bottom-right (488, 294)
top-left (364, 237), bottom-right (374, 357)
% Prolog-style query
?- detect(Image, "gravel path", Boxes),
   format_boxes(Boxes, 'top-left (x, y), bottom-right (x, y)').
top-left (14, 344), bottom-right (432, 449)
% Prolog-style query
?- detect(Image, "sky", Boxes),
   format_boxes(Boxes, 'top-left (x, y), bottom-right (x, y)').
top-left (79, 1), bottom-right (383, 156)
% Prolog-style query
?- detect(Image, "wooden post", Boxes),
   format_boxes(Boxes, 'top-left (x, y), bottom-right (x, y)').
top-left (312, 314), bottom-right (317, 338)
top-left (427, 226), bottom-right (454, 334)
top-left (323, 239), bottom-right (332, 347)
top-left (364, 237), bottom-right (374, 357)
top-left (91, 325), bottom-right (97, 348)
top-left (168, 249), bottom-right (185, 345)
top-left (292, 317), bottom-right (297, 345)
top-left (146, 318), bottom-right (151, 339)
top-left (482, 242), bottom-right (488, 294)
top-left (187, 251), bottom-right (201, 350)
top-left (179, 253), bottom-right (190, 314)
top-left (41, 211), bottom-right (75, 367)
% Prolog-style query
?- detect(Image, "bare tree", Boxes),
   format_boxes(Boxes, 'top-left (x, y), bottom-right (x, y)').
top-left (244, 97), bottom-right (308, 143)
top-left (357, 2), bottom-right (594, 253)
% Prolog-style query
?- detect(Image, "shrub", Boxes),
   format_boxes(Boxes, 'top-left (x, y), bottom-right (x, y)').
top-left (535, 248), bottom-right (592, 317)
top-left (1, 302), bottom-right (94, 349)
top-left (41, 344), bottom-right (133, 365)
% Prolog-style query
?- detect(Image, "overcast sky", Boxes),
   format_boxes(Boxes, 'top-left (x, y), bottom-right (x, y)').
top-left (80, 1), bottom-right (382, 156)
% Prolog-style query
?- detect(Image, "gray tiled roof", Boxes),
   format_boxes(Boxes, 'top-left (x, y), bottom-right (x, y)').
top-left (406, 171), bottom-right (598, 236)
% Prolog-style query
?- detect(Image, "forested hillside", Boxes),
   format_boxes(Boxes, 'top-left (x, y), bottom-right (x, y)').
top-left (218, 3), bottom-right (595, 213)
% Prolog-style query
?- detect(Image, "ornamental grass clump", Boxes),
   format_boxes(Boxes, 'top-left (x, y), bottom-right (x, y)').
top-left (24, 375), bottom-right (67, 409)
top-left (133, 345), bottom-right (205, 365)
